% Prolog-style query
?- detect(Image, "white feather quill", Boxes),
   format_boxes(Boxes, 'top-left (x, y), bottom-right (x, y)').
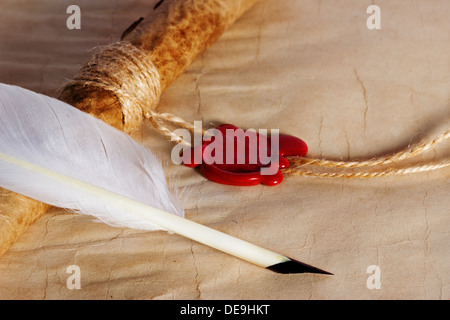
top-left (0, 83), bottom-right (331, 274)
top-left (0, 83), bottom-right (182, 231)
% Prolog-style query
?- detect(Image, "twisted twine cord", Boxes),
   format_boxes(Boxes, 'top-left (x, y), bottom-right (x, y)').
top-left (285, 130), bottom-right (450, 178)
top-left (288, 130), bottom-right (450, 168)
top-left (62, 42), bottom-right (208, 146)
top-left (64, 42), bottom-right (449, 178)
top-left (61, 42), bottom-right (161, 133)
top-left (152, 120), bottom-right (450, 178)
top-left (283, 160), bottom-right (450, 178)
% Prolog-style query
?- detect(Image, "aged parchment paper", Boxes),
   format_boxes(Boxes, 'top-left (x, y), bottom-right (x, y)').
top-left (0, 0), bottom-right (449, 299)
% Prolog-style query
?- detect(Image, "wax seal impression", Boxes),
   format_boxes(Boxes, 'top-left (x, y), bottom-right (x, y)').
top-left (182, 124), bottom-right (308, 186)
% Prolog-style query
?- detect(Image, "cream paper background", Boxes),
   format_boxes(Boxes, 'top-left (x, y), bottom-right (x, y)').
top-left (0, 0), bottom-right (449, 299)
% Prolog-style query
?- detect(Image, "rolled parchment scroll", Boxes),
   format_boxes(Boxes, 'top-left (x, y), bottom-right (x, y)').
top-left (0, 0), bottom-right (258, 256)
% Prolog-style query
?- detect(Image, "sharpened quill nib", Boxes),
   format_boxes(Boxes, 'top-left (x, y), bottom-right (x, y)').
top-left (267, 258), bottom-right (333, 275)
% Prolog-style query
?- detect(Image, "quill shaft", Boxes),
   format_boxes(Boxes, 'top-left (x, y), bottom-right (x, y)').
top-left (0, 152), bottom-right (287, 269)
top-left (0, 151), bottom-right (332, 273)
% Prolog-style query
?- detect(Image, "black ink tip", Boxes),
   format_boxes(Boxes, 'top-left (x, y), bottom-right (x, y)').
top-left (267, 258), bottom-right (333, 275)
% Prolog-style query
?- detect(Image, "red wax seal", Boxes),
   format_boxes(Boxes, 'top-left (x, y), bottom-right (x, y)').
top-left (182, 124), bottom-right (308, 186)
